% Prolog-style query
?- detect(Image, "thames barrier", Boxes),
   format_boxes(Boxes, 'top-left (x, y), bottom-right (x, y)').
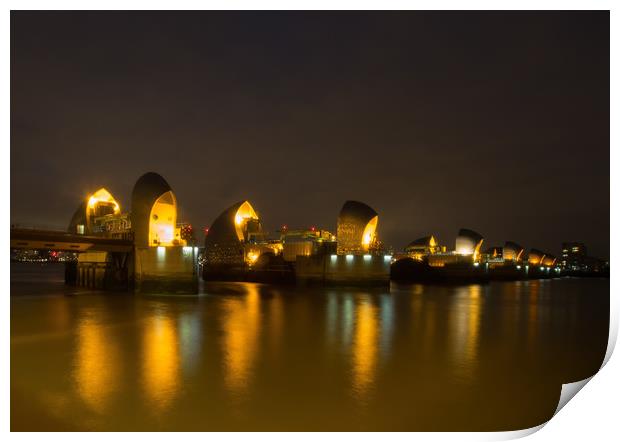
top-left (9, 171), bottom-right (609, 294)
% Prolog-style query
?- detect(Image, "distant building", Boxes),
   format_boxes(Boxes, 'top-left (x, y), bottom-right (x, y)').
top-left (561, 242), bottom-right (587, 270)
top-left (560, 242), bottom-right (608, 274)
top-left (280, 227), bottom-right (336, 262)
top-left (581, 255), bottom-right (609, 273)
top-left (11, 249), bottom-right (77, 263)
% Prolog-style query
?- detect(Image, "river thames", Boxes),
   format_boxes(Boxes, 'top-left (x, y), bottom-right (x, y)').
top-left (10, 263), bottom-right (609, 431)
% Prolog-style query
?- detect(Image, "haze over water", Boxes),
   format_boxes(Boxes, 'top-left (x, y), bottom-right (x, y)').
top-left (11, 263), bottom-right (608, 431)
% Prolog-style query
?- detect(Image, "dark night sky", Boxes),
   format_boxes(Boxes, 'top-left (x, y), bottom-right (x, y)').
top-left (10, 11), bottom-right (610, 258)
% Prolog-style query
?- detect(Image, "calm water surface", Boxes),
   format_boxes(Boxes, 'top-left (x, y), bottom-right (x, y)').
top-left (11, 263), bottom-right (609, 431)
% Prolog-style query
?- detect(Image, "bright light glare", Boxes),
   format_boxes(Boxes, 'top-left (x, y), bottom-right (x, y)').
top-left (361, 216), bottom-right (378, 247)
top-left (86, 188), bottom-right (120, 213)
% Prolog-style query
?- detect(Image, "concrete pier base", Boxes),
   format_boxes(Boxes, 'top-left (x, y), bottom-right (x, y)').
top-left (296, 254), bottom-right (391, 286)
top-left (134, 246), bottom-right (199, 294)
top-left (69, 251), bottom-right (130, 290)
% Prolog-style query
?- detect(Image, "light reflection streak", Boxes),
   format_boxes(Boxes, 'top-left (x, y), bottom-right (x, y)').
top-left (352, 298), bottom-right (378, 398)
top-left (268, 290), bottom-right (284, 350)
top-left (327, 292), bottom-right (390, 401)
top-left (341, 295), bottom-right (354, 348)
top-left (222, 284), bottom-right (260, 396)
top-left (142, 315), bottom-right (179, 412)
top-left (379, 294), bottom-right (394, 359)
top-left (527, 281), bottom-right (541, 343)
top-left (75, 316), bottom-right (119, 413)
top-left (179, 311), bottom-right (201, 376)
top-left (450, 285), bottom-right (484, 383)
top-left (326, 294), bottom-right (338, 345)
top-left (50, 297), bottom-right (70, 330)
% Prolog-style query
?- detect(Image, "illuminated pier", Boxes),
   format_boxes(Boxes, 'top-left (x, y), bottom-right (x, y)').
top-left (200, 199), bottom-right (391, 285)
top-left (390, 227), bottom-right (567, 283)
top-left (12, 171), bottom-right (199, 294)
top-left (11, 177), bottom-right (591, 292)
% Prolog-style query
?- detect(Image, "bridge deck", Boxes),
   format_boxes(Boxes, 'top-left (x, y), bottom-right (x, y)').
top-left (10, 229), bottom-right (134, 252)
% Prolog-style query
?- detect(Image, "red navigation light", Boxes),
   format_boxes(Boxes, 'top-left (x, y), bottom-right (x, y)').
top-left (310, 226), bottom-right (316, 231)
top-left (282, 224), bottom-right (288, 230)
top-left (204, 227), bottom-right (209, 234)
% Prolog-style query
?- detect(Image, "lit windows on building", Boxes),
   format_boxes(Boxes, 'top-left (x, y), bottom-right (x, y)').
top-left (561, 242), bottom-right (588, 270)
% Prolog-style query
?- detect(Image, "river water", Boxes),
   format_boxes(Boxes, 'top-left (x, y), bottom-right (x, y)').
top-left (10, 263), bottom-right (609, 431)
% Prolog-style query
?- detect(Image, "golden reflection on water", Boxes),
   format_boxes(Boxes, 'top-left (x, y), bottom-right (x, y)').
top-left (179, 311), bottom-right (201, 376)
top-left (74, 316), bottom-right (119, 413)
top-left (268, 291), bottom-right (284, 351)
top-left (410, 287), bottom-right (436, 356)
top-left (410, 284), bottom-right (424, 295)
top-left (342, 296), bottom-right (354, 347)
top-left (467, 285), bottom-right (483, 351)
top-left (451, 285), bottom-right (484, 383)
top-left (50, 297), bottom-right (70, 330)
top-left (11, 268), bottom-right (610, 431)
top-left (352, 298), bottom-right (379, 399)
top-left (223, 284), bottom-right (260, 396)
top-left (527, 281), bottom-right (541, 343)
top-left (379, 295), bottom-right (394, 358)
top-left (142, 315), bottom-right (180, 412)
